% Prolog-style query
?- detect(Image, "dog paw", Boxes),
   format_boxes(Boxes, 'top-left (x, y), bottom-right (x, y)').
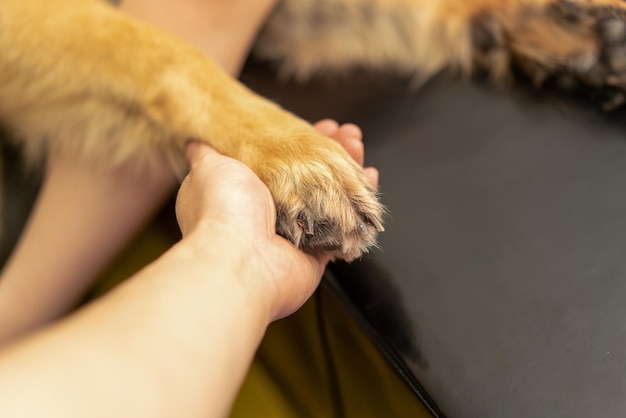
top-left (253, 130), bottom-right (384, 262)
top-left (471, 0), bottom-right (626, 109)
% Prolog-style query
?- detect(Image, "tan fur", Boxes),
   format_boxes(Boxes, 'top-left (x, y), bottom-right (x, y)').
top-left (3, 0), bottom-right (626, 260)
top-left (258, 0), bottom-right (626, 89)
top-left (0, 0), bottom-right (383, 261)
top-left (256, 0), bottom-right (474, 81)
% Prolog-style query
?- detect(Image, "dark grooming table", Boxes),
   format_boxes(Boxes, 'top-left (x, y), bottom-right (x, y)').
top-left (244, 65), bottom-right (626, 417)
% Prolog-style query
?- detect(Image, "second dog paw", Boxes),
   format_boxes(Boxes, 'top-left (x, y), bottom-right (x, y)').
top-left (472, 0), bottom-right (626, 109)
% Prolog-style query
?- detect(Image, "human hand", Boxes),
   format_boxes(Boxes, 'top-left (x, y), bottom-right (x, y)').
top-left (175, 120), bottom-right (378, 321)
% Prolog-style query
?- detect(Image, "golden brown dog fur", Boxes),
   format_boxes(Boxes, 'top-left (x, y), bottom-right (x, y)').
top-left (3, 0), bottom-right (626, 260)
top-left (1, 0), bottom-right (385, 261)
top-left (258, 0), bottom-right (626, 96)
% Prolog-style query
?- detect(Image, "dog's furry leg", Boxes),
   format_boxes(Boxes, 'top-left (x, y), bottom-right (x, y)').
top-left (255, 0), bottom-right (474, 81)
top-left (0, 0), bottom-right (384, 260)
top-left (258, 0), bottom-right (626, 108)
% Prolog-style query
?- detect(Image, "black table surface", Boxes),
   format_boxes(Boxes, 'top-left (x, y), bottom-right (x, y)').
top-left (244, 65), bottom-right (626, 418)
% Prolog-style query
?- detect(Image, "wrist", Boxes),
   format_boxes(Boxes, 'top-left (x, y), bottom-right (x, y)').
top-left (171, 229), bottom-right (274, 326)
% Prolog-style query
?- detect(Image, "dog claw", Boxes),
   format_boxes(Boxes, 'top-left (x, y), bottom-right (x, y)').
top-left (297, 213), bottom-right (315, 235)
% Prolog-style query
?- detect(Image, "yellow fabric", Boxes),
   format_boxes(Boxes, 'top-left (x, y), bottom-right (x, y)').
top-left (232, 289), bottom-right (432, 418)
top-left (93, 217), bottom-right (433, 417)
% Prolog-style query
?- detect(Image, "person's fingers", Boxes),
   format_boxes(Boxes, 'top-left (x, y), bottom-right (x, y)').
top-left (313, 119), bottom-right (340, 136)
top-left (319, 123), bottom-right (364, 166)
top-left (364, 167), bottom-right (379, 189)
top-left (313, 120), bottom-right (365, 164)
top-left (346, 138), bottom-right (365, 166)
top-left (315, 253), bottom-right (331, 272)
top-left (327, 125), bottom-right (380, 192)
top-left (185, 140), bottom-right (219, 164)
top-left (339, 123), bottom-right (362, 142)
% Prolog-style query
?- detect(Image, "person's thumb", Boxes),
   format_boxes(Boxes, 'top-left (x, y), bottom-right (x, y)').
top-left (185, 140), bottom-right (219, 164)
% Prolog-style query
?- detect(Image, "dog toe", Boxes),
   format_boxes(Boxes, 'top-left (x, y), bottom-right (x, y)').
top-left (265, 135), bottom-right (384, 261)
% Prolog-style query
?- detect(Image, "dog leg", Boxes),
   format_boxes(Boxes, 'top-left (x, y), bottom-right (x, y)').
top-left (0, 0), bottom-right (384, 260)
top-left (254, 0), bottom-right (474, 80)
top-left (258, 0), bottom-right (626, 109)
